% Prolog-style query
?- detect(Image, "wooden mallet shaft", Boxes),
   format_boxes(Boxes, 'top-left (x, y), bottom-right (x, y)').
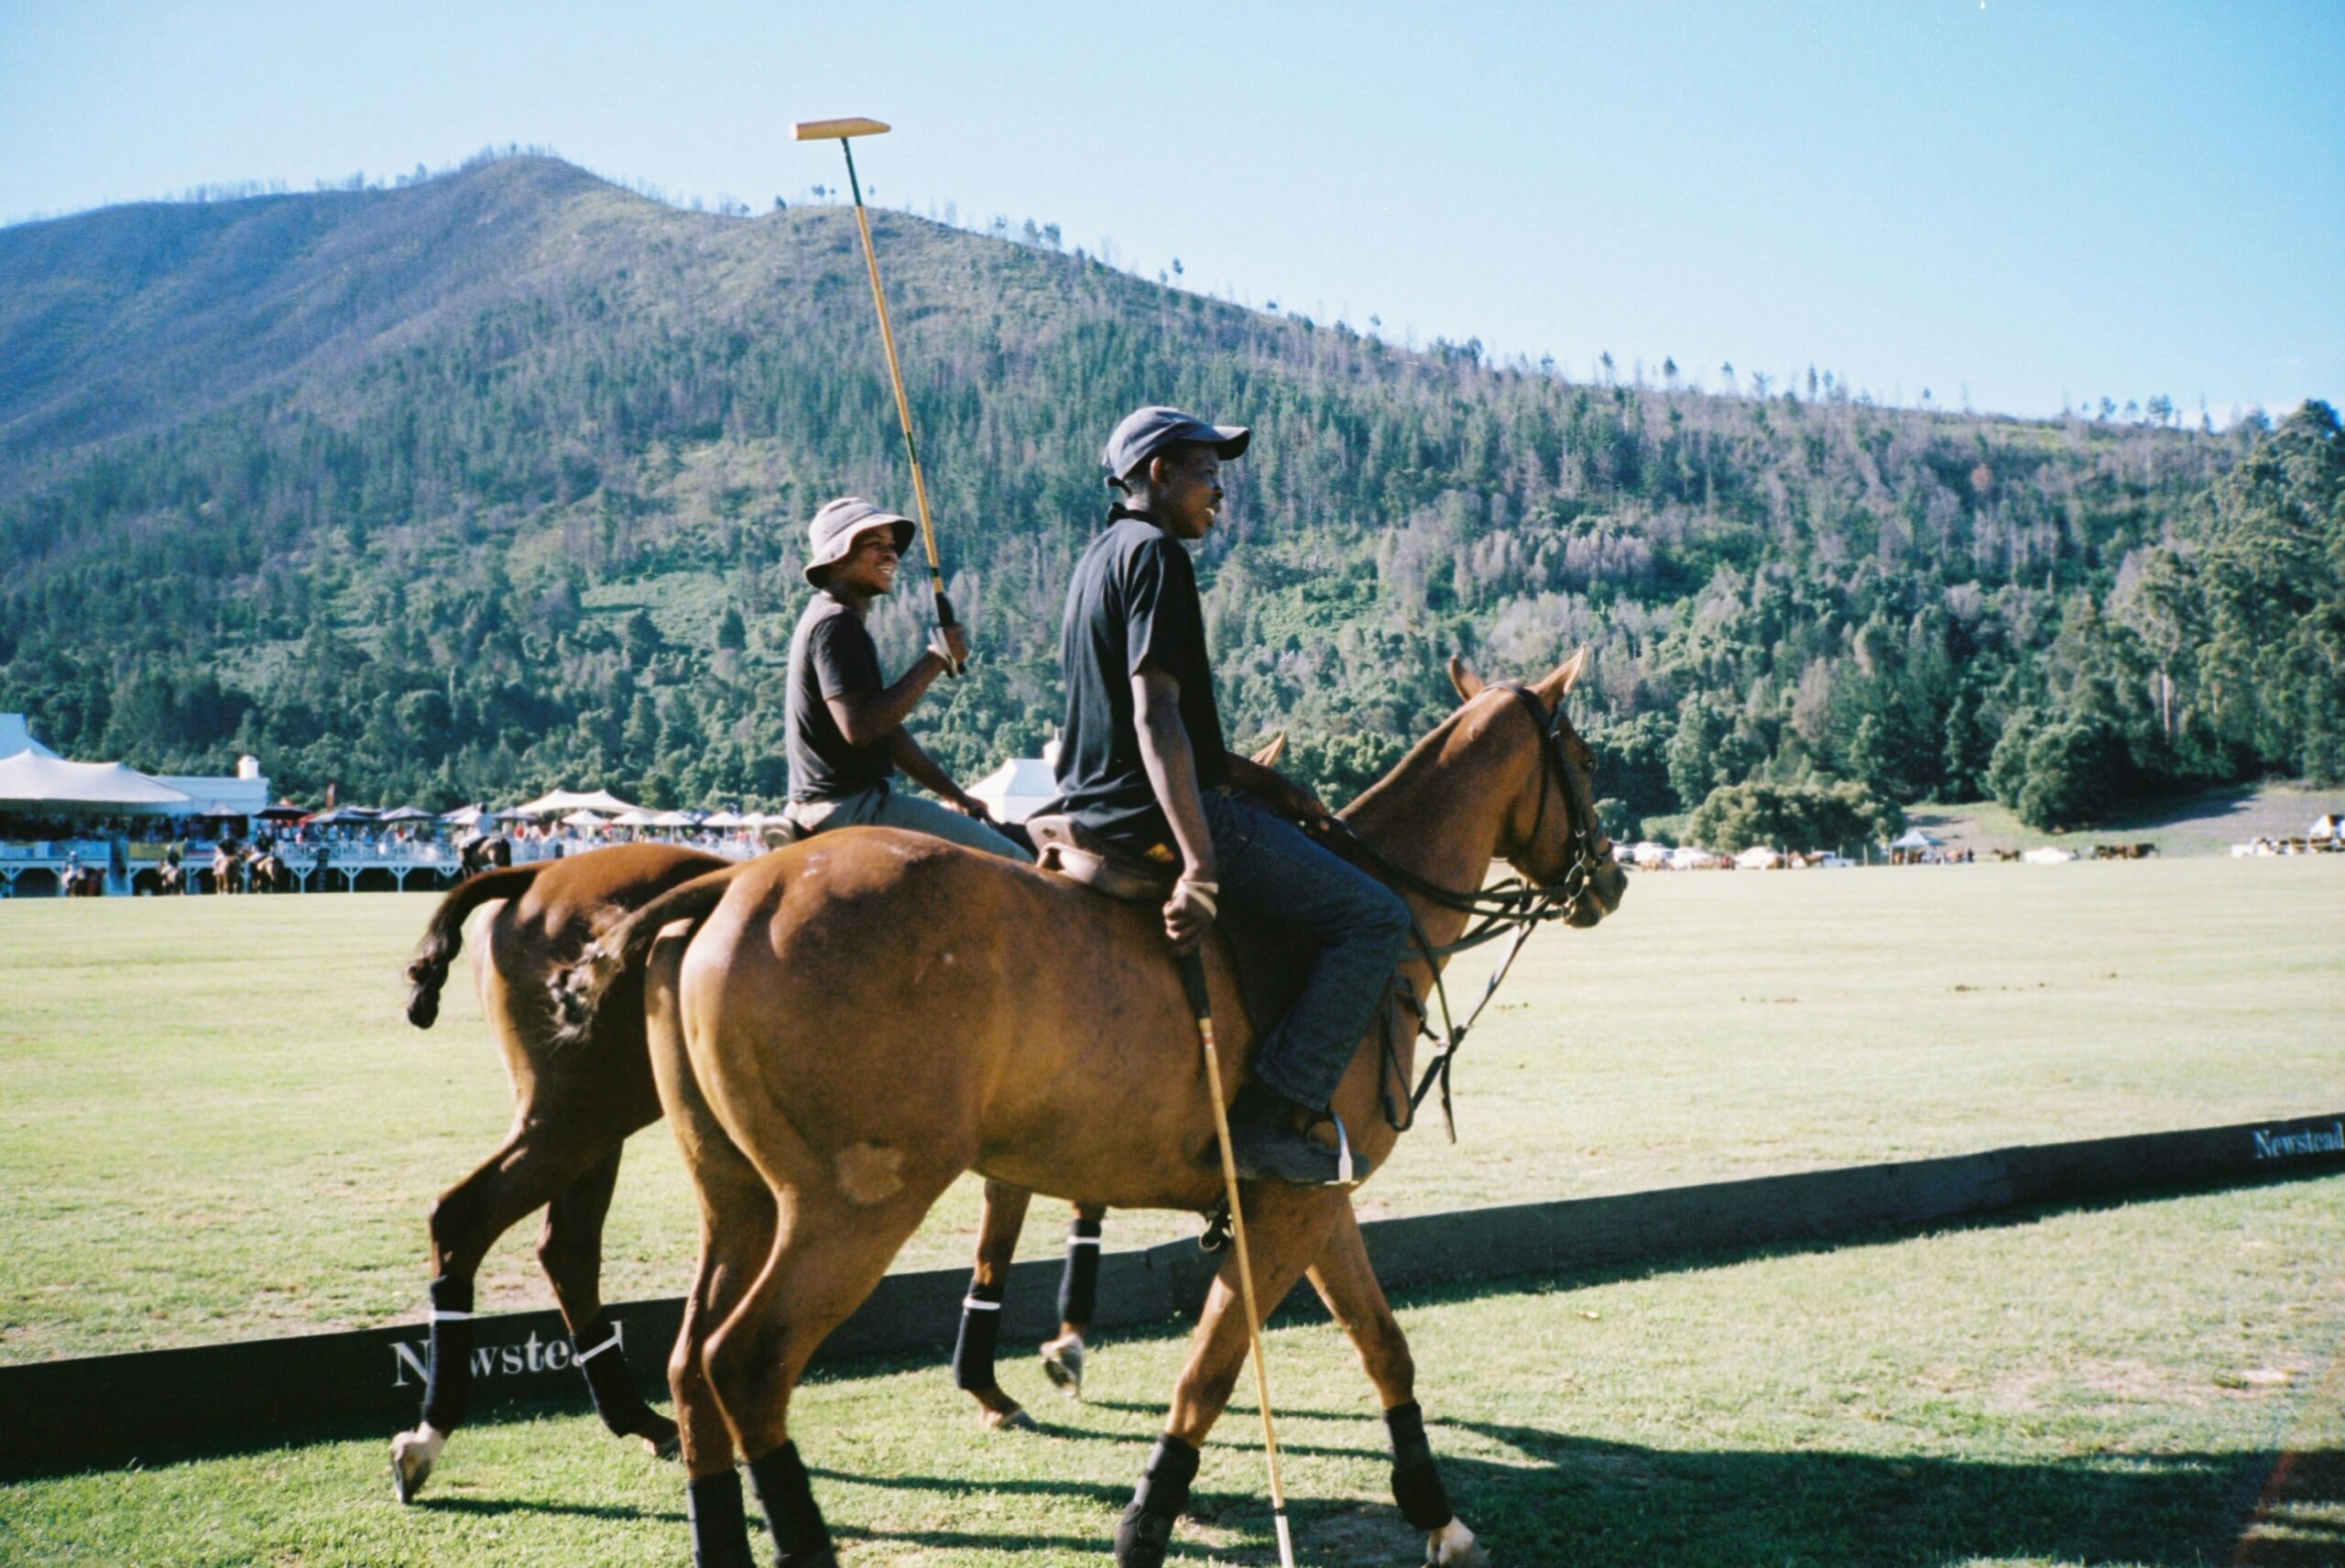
top-left (791, 115), bottom-right (960, 669)
top-left (1179, 950), bottom-right (1297, 1568)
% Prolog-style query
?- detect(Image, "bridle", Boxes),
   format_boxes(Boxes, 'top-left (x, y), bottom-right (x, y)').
top-left (1314, 681), bottom-right (1614, 1139)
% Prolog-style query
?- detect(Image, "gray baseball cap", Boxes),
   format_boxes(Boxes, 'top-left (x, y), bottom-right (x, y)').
top-left (803, 496), bottom-right (915, 586)
top-left (1102, 405), bottom-right (1250, 487)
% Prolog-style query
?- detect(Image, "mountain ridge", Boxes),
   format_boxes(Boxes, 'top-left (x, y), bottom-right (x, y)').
top-left (1, 155), bottom-right (2334, 835)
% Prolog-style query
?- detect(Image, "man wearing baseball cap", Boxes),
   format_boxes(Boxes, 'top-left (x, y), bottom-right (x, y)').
top-left (1052, 408), bottom-right (1411, 1185)
top-left (781, 496), bottom-right (1022, 857)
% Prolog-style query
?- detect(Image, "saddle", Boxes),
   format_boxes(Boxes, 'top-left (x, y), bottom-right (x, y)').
top-left (1025, 813), bottom-right (1323, 1039)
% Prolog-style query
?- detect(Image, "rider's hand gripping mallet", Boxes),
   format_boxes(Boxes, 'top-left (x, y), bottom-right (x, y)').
top-left (1178, 947), bottom-right (1299, 1568)
top-left (791, 115), bottom-right (962, 674)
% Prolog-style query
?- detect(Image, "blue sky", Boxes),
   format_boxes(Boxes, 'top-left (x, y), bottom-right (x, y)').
top-left (3, 0), bottom-right (2338, 422)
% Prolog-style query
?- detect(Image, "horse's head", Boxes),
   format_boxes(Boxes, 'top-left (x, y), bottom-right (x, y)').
top-left (1449, 648), bottom-right (1627, 928)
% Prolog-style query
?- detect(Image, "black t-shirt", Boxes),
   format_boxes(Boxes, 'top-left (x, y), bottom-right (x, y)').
top-left (786, 591), bottom-right (895, 801)
top-left (1053, 514), bottom-right (1230, 847)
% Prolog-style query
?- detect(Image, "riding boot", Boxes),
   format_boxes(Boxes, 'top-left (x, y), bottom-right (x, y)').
top-left (1224, 1083), bottom-right (1372, 1186)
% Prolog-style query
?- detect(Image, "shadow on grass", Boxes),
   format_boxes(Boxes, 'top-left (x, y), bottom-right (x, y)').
top-left (414, 1494), bottom-right (682, 1524)
top-left (1368, 1421), bottom-right (2334, 1568)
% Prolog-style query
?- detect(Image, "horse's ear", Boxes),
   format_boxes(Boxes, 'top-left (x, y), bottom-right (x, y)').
top-left (1538, 645), bottom-right (1592, 703)
top-left (1249, 729), bottom-right (1288, 768)
top-left (1447, 654), bottom-right (1485, 703)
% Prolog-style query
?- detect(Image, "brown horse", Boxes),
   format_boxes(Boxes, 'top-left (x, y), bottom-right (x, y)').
top-left (387, 843), bottom-right (1108, 1502)
top-left (388, 843), bottom-right (728, 1501)
top-left (580, 648), bottom-right (1624, 1568)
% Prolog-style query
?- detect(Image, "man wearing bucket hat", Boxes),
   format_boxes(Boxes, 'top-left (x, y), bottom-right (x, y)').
top-left (780, 496), bottom-right (1024, 857)
top-left (1052, 407), bottom-right (1412, 1185)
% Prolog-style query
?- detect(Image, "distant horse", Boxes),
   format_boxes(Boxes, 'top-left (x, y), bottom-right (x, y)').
top-left (64, 866), bottom-right (106, 898)
top-left (211, 845), bottom-right (246, 895)
top-left (562, 648), bottom-right (1625, 1568)
top-left (459, 833), bottom-right (513, 877)
top-left (156, 861), bottom-right (188, 895)
top-left (247, 852), bottom-right (296, 893)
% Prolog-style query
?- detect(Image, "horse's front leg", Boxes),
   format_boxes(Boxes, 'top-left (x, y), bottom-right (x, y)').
top-left (954, 1179), bottom-right (1037, 1430)
top-left (1309, 1201), bottom-right (1487, 1567)
top-left (1040, 1202), bottom-right (1107, 1400)
top-left (1116, 1183), bottom-right (1344, 1568)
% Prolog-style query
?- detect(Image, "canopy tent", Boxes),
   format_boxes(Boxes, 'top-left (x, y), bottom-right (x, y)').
top-left (0, 752), bottom-right (194, 814)
top-left (650, 810), bottom-right (701, 828)
top-left (611, 809), bottom-right (660, 827)
top-left (307, 806), bottom-right (381, 826)
top-left (562, 810), bottom-right (610, 829)
top-left (440, 804), bottom-right (489, 826)
top-left (515, 789), bottom-right (645, 818)
top-left (0, 714), bottom-right (61, 761)
top-left (1885, 829), bottom-right (1943, 851)
top-left (701, 810), bottom-right (747, 828)
top-left (965, 757), bottom-right (1061, 824)
top-left (377, 806), bottom-right (433, 822)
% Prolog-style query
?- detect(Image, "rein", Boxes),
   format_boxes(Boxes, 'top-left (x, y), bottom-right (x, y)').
top-left (1315, 682), bottom-right (1609, 1141)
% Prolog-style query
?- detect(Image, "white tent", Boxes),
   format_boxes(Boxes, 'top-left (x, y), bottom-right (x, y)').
top-left (0, 751), bottom-right (194, 814)
top-left (0, 713), bottom-right (60, 760)
top-left (562, 810), bottom-right (610, 829)
top-left (965, 757), bottom-right (1060, 824)
top-left (651, 810), bottom-right (701, 828)
top-left (701, 810), bottom-right (747, 828)
top-left (516, 788), bottom-right (645, 817)
top-left (611, 809), bottom-right (660, 827)
top-left (1736, 845), bottom-right (1783, 870)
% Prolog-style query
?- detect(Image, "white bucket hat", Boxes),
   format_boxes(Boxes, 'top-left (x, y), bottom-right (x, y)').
top-left (803, 496), bottom-right (915, 586)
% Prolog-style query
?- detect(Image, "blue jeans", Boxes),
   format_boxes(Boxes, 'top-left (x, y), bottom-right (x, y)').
top-left (787, 783), bottom-right (1029, 861)
top-left (1201, 791), bottom-right (1412, 1113)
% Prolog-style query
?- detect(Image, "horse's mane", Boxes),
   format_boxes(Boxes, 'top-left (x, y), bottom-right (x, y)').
top-left (1339, 687), bottom-right (1507, 825)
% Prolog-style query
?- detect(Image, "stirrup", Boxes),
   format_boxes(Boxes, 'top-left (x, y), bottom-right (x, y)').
top-left (1301, 1108), bottom-right (1359, 1184)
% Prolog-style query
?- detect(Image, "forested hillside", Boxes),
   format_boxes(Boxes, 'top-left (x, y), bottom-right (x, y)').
top-left (2, 154), bottom-right (2337, 839)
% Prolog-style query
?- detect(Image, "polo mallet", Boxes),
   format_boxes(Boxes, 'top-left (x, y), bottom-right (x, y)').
top-left (1177, 948), bottom-right (1298, 1568)
top-left (791, 115), bottom-right (961, 674)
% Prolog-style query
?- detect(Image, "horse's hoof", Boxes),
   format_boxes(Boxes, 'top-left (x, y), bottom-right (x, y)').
top-left (1427, 1519), bottom-right (1489, 1566)
top-left (633, 1411), bottom-right (682, 1460)
top-left (977, 1403), bottom-right (1038, 1433)
top-left (388, 1428), bottom-right (439, 1504)
top-left (1040, 1333), bottom-right (1085, 1400)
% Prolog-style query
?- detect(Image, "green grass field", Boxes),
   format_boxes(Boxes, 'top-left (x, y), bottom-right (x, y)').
top-left (3, 1174), bottom-right (2339, 1566)
top-left (1, 857), bottom-right (2338, 1366)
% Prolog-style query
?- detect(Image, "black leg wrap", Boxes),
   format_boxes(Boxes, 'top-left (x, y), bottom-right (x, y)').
top-left (573, 1311), bottom-right (656, 1435)
top-left (420, 1275), bottom-right (474, 1432)
top-left (1385, 1399), bottom-right (1455, 1531)
top-left (1114, 1434), bottom-right (1199, 1568)
top-left (747, 1441), bottom-right (835, 1567)
top-left (952, 1278), bottom-right (1004, 1391)
top-left (1058, 1215), bottom-right (1103, 1326)
top-left (687, 1468), bottom-right (757, 1568)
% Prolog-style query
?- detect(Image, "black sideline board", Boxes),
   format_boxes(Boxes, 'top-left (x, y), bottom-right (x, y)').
top-left (3, 1110), bottom-right (2339, 1476)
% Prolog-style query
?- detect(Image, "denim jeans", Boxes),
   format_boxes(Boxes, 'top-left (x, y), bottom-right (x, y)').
top-left (786, 783), bottom-right (1029, 861)
top-left (1201, 790), bottom-right (1412, 1113)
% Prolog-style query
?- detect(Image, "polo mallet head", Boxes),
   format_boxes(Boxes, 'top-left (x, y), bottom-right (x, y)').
top-left (791, 114), bottom-right (963, 674)
top-left (791, 116), bottom-right (889, 142)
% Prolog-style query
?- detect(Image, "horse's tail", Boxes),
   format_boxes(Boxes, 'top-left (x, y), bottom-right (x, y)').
top-left (404, 864), bottom-right (549, 1029)
top-left (547, 863), bottom-right (745, 1050)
